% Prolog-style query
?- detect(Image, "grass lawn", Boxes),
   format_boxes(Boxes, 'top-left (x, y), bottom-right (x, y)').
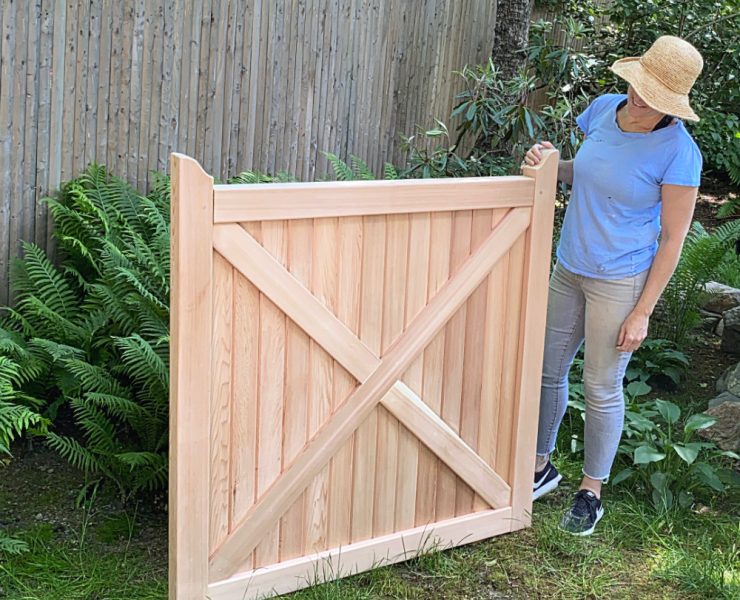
top-left (1, 447), bottom-right (736, 599)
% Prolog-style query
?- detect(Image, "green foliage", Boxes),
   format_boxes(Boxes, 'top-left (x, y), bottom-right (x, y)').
top-left (652, 219), bottom-right (740, 344)
top-left (625, 338), bottom-right (690, 389)
top-left (0, 531), bottom-right (29, 555)
top-left (717, 196), bottom-right (740, 219)
top-left (0, 165), bottom-right (170, 496)
top-left (613, 397), bottom-right (739, 511)
top-left (323, 152), bottom-right (399, 181)
top-left (0, 351), bottom-right (48, 456)
top-left (533, 0), bottom-right (740, 183)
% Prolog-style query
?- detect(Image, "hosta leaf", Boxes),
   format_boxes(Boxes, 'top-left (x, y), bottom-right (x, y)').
top-left (634, 445), bottom-right (666, 465)
top-left (673, 443), bottom-right (699, 465)
top-left (684, 413), bottom-right (716, 435)
top-left (655, 399), bottom-right (680, 425)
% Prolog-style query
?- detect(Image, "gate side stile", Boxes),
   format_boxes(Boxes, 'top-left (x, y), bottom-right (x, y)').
top-left (169, 153), bottom-right (215, 600)
top-left (510, 150), bottom-right (559, 530)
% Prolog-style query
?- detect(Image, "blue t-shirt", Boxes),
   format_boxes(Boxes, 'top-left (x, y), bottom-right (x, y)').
top-left (557, 93), bottom-right (702, 279)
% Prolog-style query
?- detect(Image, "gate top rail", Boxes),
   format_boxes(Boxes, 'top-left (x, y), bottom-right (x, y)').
top-left (212, 175), bottom-right (536, 222)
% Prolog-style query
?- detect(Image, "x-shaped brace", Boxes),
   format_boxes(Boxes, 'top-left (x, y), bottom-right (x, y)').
top-left (209, 207), bottom-right (531, 580)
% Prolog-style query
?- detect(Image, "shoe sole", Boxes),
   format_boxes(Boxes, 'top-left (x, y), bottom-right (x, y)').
top-left (566, 506), bottom-right (604, 537)
top-left (533, 473), bottom-right (562, 501)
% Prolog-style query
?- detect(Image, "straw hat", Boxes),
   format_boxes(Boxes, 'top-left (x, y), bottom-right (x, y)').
top-left (609, 35), bottom-right (703, 122)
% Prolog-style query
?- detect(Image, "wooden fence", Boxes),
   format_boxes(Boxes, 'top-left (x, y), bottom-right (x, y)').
top-left (169, 149), bottom-right (559, 599)
top-left (0, 0), bottom-right (498, 306)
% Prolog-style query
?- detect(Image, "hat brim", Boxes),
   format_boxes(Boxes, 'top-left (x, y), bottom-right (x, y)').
top-left (610, 57), bottom-right (699, 122)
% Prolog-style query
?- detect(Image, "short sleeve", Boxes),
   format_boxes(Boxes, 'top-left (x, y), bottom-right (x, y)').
top-left (661, 138), bottom-right (702, 187)
top-left (575, 95), bottom-right (610, 137)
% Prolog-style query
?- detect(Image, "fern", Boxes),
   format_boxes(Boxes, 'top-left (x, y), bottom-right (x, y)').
top-left (717, 197), bottom-right (740, 219)
top-left (0, 164), bottom-right (174, 495)
top-left (0, 356), bottom-right (45, 455)
top-left (323, 152), bottom-right (355, 181)
top-left (0, 531), bottom-right (29, 555)
top-left (654, 219), bottom-right (740, 343)
top-left (384, 163), bottom-right (400, 180)
top-left (350, 155), bottom-right (376, 180)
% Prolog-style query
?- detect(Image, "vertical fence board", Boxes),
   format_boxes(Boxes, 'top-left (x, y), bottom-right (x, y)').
top-left (0, 1), bottom-right (536, 302)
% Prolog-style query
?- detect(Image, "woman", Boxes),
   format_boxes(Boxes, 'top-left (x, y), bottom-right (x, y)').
top-left (523, 36), bottom-right (704, 535)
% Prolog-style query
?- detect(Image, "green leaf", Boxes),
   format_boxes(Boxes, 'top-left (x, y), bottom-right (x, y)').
top-left (684, 413), bottom-right (716, 435)
top-left (650, 471), bottom-right (669, 491)
top-left (626, 380), bottom-right (651, 398)
top-left (678, 490), bottom-right (694, 509)
top-left (655, 399), bottom-right (681, 425)
top-left (634, 445), bottom-right (666, 465)
top-left (611, 468), bottom-right (634, 486)
top-left (673, 443), bottom-right (700, 465)
top-left (692, 462), bottom-right (725, 492)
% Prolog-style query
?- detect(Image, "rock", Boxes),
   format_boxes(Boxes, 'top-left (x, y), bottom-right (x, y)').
top-left (709, 391), bottom-right (740, 409)
top-left (703, 281), bottom-right (740, 314)
top-left (716, 362), bottom-right (740, 395)
top-left (699, 401), bottom-right (740, 452)
top-left (700, 309), bottom-right (721, 333)
top-left (716, 318), bottom-right (725, 337)
top-left (721, 306), bottom-right (740, 354)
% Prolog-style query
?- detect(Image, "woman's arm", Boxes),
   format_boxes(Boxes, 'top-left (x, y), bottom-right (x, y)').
top-left (616, 184), bottom-right (699, 352)
top-left (523, 141), bottom-right (574, 185)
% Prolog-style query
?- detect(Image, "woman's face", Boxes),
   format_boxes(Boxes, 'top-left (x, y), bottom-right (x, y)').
top-left (626, 85), bottom-right (665, 121)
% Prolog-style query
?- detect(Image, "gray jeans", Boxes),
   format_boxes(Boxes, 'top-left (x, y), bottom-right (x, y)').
top-left (536, 262), bottom-right (649, 480)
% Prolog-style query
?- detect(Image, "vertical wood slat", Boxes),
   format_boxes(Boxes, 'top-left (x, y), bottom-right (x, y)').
top-left (350, 214), bottom-right (384, 543)
top-left (253, 220), bottom-right (287, 568)
top-left (457, 209), bottom-right (493, 514)
top-left (229, 227), bottom-right (262, 574)
top-left (373, 213), bottom-right (409, 537)
top-left (210, 252), bottom-right (233, 553)
top-left (328, 215), bottom-right (363, 548)
top-left (169, 153), bottom-right (214, 600)
top-left (415, 211), bottom-right (452, 526)
top-left (436, 210), bottom-right (472, 521)
top-left (0, 1), bottom-right (503, 303)
top-left (396, 212), bottom-right (430, 531)
top-left (305, 217), bottom-right (337, 554)
top-left (278, 219), bottom-right (312, 562)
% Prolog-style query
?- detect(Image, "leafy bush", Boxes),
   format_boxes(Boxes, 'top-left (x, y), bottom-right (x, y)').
top-left (0, 166), bottom-right (171, 497)
top-left (531, 0), bottom-right (740, 183)
top-left (652, 219), bottom-right (740, 344)
top-left (625, 338), bottom-right (690, 390)
top-left (613, 398), bottom-right (738, 511)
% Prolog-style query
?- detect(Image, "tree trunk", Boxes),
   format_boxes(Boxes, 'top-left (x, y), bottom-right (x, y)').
top-left (492, 0), bottom-right (535, 80)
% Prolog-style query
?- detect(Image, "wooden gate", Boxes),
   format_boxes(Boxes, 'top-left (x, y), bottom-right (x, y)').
top-left (169, 151), bottom-right (558, 599)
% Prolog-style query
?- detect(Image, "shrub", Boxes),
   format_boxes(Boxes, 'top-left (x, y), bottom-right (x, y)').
top-left (0, 166), bottom-right (171, 497)
top-left (652, 219), bottom-right (740, 344)
top-left (613, 398), bottom-right (739, 511)
top-left (531, 0), bottom-right (740, 183)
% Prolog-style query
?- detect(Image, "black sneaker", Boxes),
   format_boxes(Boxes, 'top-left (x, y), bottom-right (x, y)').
top-left (533, 461), bottom-right (562, 500)
top-left (559, 490), bottom-right (604, 536)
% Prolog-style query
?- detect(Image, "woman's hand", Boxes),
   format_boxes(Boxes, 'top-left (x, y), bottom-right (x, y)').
top-left (524, 141), bottom-right (555, 166)
top-left (616, 310), bottom-right (649, 353)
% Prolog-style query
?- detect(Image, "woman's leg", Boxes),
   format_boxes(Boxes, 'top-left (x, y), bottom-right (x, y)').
top-left (580, 270), bottom-right (649, 495)
top-left (536, 263), bottom-right (586, 467)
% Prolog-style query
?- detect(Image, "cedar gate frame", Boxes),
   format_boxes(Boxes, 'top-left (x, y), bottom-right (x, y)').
top-left (169, 150), bottom-right (558, 599)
